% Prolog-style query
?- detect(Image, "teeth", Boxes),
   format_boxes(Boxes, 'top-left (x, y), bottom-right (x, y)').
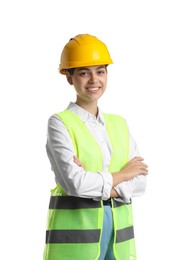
top-left (87, 87), bottom-right (99, 91)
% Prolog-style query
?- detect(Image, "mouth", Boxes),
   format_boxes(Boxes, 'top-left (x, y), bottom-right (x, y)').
top-left (86, 87), bottom-right (101, 93)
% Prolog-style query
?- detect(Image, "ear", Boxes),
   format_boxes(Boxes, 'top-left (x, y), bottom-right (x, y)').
top-left (66, 72), bottom-right (73, 85)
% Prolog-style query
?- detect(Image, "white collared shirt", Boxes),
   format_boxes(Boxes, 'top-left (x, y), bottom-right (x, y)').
top-left (46, 102), bottom-right (146, 202)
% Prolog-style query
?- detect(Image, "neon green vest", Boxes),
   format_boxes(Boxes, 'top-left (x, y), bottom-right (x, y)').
top-left (44, 110), bottom-right (136, 260)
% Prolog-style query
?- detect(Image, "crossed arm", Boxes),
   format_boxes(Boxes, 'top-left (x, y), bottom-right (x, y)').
top-left (73, 156), bottom-right (148, 198)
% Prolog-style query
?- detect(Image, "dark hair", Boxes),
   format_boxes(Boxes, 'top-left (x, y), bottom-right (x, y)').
top-left (66, 68), bottom-right (75, 75)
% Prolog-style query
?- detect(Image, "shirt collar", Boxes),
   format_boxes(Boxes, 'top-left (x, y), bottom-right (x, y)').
top-left (67, 102), bottom-right (105, 125)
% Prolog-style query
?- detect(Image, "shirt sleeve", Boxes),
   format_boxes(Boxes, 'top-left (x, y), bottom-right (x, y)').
top-left (46, 115), bottom-right (113, 200)
top-left (114, 130), bottom-right (147, 203)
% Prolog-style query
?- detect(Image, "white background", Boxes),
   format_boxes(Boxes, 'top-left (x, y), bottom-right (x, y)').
top-left (0, 0), bottom-right (186, 259)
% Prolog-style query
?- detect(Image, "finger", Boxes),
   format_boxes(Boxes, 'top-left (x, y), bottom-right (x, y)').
top-left (131, 156), bottom-right (144, 162)
top-left (139, 166), bottom-right (148, 173)
top-left (140, 171), bottom-right (148, 175)
top-left (73, 155), bottom-right (83, 167)
top-left (73, 155), bottom-right (77, 162)
top-left (73, 156), bottom-right (80, 164)
top-left (139, 162), bottom-right (148, 168)
top-left (73, 155), bottom-right (80, 162)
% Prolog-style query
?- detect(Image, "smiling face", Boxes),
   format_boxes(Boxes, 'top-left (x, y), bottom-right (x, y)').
top-left (66, 65), bottom-right (108, 108)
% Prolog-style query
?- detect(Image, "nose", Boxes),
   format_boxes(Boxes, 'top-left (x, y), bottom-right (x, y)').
top-left (88, 72), bottom-right (98, 84)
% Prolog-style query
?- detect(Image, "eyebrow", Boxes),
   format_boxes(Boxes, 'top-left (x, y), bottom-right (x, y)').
top-left (76, 66), bottom-right (106, 72)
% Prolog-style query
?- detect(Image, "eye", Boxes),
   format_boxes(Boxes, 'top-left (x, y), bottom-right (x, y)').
top-left (79, 71), bottom-right (89, 77)
top-left (97, 69), bottom-right (106, 75)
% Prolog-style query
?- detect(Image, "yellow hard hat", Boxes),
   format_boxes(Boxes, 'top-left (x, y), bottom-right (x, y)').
top-left (59, 34), bottom-right (113, 74)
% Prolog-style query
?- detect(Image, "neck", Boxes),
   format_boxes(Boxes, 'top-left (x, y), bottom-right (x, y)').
top-left (75, 99), bottom-right (98, 116)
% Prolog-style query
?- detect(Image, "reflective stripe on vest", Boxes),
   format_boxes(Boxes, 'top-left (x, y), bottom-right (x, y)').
top-left (49, 195), bottom-right (131, 210)
top-left (44, 110), bottom-right (136, 260)
top-left (46, 226), bottom-right (134, 244)
top-left (46, 229), bottom-right (101, 243)
top-left (49, 196), bottom-right (101, 209)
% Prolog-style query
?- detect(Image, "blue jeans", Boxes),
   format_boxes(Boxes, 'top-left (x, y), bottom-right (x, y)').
top-left (99, 205), bottom-right (115, 260)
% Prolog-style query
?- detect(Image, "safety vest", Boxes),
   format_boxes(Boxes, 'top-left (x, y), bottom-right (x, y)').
top-left (43, 110), bottom-right (136, 260)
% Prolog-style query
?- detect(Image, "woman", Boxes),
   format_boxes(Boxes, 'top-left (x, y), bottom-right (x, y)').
top-left (43, 34), bottom-right (148, 260)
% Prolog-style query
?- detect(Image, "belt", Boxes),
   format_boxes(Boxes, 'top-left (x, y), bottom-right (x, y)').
top-left (103, 198), bottom-right (111, 206)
